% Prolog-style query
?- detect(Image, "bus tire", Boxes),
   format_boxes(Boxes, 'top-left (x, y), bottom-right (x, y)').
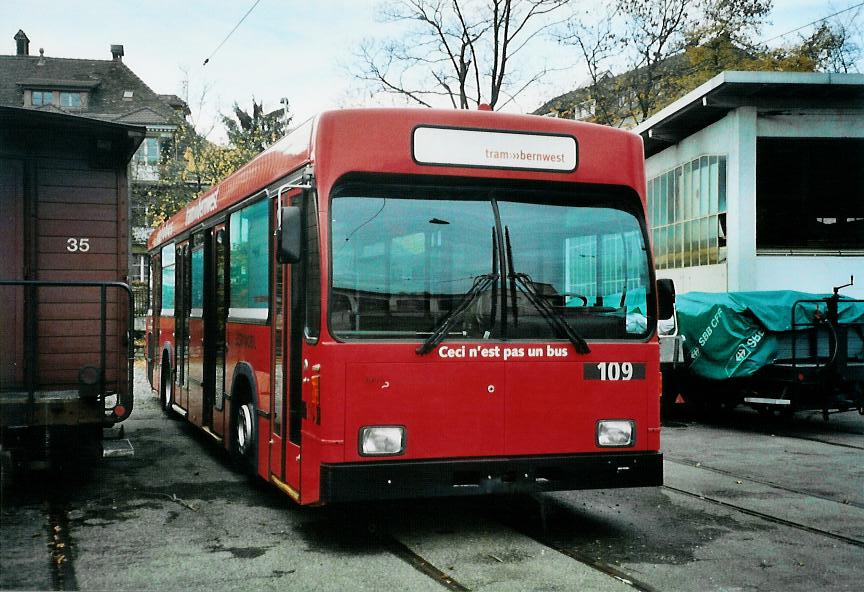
top-left (160, 354), bottom-right (173, 415)
top-left (231, 392), bottom-right (257, 477)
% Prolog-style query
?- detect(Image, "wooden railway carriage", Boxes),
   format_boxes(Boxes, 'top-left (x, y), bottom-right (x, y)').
top-left (0, 106), bottom-right (138, 462)
top-left (148, 108), bottom-right (665, 505)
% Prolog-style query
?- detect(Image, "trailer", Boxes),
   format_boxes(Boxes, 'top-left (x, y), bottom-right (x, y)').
top-left (666, 280), bottom-right (864, 420)
top-left (0, 106), bottom-right (142, 467)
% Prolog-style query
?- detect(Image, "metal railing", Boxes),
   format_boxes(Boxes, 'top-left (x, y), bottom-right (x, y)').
top-left (131, 281), bottom-right (150, 318)
top-left (0, 279), bottom-right (135, 423)
top-left (789, 286), bottom-right (864, 416)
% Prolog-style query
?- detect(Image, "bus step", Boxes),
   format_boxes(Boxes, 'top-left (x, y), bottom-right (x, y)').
top-left (201, 426), bottom-right (224, 444)
top-left (102, 439), bottom-right (134, 458)
top-left (744, 397), bottom-right (792, 406)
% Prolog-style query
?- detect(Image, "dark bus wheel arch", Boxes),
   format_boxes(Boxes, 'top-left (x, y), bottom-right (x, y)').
top-left (229, 366), bottom-right (259, 477)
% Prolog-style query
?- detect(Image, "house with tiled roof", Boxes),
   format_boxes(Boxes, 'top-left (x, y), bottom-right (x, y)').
top-left (1, 29), bottom-right (189, 292)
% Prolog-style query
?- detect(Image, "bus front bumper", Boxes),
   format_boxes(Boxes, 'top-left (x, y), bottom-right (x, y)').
top-left (320, 451), bottom-right (663, 503)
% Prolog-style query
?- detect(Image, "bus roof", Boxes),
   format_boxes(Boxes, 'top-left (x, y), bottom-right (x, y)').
top-left (148, 108), bottom-right (645, 251)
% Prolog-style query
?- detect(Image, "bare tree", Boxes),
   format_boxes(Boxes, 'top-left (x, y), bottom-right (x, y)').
top-left (355, 0), bottom-right (570, 110)
top-left (557, 0), bottom-right (776, 126)
top-left (792, 11), bottom-right (863, 74)
top-left (615, 0), bottom-right (698, 123)
top-left (695, 0), bottom-right (772, 45)
top-left (556, 5), bottom-right (622, 124)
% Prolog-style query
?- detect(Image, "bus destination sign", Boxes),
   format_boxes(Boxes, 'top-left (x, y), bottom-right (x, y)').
top-left (413, 126), bottom-right (578, 172)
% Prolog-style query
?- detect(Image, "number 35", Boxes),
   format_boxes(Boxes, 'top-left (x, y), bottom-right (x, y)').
top-left (66, 238), bottom-right (91, 252)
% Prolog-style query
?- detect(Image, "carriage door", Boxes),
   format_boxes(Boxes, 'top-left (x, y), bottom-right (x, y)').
top-left (269, 191), bottom-right (302, 499)
top-left (203, 225), bottom-right (227, 433)
top-left (0, 159), bottom-right (25, 390)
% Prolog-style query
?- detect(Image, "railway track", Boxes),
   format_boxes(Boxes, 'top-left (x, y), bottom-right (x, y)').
top-left (661, 484), bottom-right (864, 549)
top-left (47, 498), bottom-right (77, 592)
top-left (664, 456), bottom-right (864, 510)
top-left (350, 495), bottom-right (662, 592)
top-left (379, 509), bottom-right (660, 592)
top-left (499, 527), bottom-right (661, 592)
top-left (289, 412), bottom-right (864, 592)
top-left (385, 537), bottom-right (471, 592)
top-left (766, 432), bottom-right (864, 450)
top-left (6, 385), bottom-right (860, 592)
top-left (666, 414), bottom-right (864, 451)
top-left (389, 441), bottom-right (864, 592)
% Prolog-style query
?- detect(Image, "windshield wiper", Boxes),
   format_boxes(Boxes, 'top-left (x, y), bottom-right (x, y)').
top-left (416, 273), bottom-right (498, 355)
top-left (504, 226), bottom-right (590, 355)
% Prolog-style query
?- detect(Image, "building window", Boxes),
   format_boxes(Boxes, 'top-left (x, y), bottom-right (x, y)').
top-left (574, 99), bottom-right (595, 120)
top-left (59, 92), bottom-right (82, 108)
top-left (648, 155), bottom-right (727, 270)
top-left (134, 137), bottom-right (160, 166)
top-left (131, 199), bottom-right (147, 229)
top-left (130, 253), bottom-right (150, 284)
top-left (31, 90), bottom-right (53, 106)
top-left (757, 138), bottom-right (864, 252)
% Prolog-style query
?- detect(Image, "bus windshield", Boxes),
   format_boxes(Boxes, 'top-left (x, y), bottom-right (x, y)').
top-left (330, 179), bottom-right (651, 341)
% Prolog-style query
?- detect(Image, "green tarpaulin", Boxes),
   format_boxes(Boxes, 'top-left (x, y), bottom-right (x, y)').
top-left (676, 291), bottom-right (864, 380)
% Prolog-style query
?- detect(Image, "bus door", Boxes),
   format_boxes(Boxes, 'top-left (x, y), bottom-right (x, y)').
top-left (175, 240), bottom-right (191, 411)
top-left (147, 252), bottom-right (161, 388)
top-left (269, 192), bottom-right (302, 499)
top-left (202, 225), bottom-right (228, 435)
top-left (187, 232), bottom-right (206, 425)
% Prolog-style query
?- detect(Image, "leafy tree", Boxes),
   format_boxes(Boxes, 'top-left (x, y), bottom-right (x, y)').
top-left (614, 0), bottom-right (702, 123)
top-left (556, 0), bottom-right (769, 126)
top-left (138, 97), bottom-right (291, 227)
top-left (355, 0), bottom-right (570, 110)
top-left (223, 98), bottom-right (291, 162)
top-left (785, 19), bottom-right (862, 74)
top-left (553, 0), bottom-right (861, 127)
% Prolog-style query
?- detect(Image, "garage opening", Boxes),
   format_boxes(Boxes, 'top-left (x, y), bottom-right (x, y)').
top-left (756, 138), bottom-right (864, 252)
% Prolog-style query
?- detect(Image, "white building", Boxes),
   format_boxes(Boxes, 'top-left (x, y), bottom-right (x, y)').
top-left (634, 71), bottom-right (864, 298)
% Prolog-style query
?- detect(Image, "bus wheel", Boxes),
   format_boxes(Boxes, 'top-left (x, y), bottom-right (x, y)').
top-left (160, 358), bottom-right (173, 415)
top-left (232, 401), bottom-right (257, 476)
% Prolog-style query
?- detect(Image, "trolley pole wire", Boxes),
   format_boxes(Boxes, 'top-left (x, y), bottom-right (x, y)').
top-left (760, 1), bottom-right (864, 46)
top-left (202, 0), bottom-right (263, 66)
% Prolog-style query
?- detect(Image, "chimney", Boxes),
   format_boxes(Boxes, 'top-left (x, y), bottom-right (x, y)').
top-left (14, 30), bottom-right (29, 56)
top-left (111, 44), bottom-right (124, 62)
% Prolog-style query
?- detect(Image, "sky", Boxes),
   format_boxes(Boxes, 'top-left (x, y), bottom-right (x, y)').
top-left (2, 0), bottom-right (858, 142)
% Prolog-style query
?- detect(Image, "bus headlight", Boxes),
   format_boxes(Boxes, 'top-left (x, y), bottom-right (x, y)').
top-left (596, 420), bottom-right (635, 447)
top-left (359, 426), bottom-right (405, 456)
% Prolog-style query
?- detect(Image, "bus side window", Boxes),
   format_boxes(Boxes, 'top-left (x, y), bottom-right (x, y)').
top-left (229, 199), bottom-right (270, 318)
top-left (161, 243), bottom-right (175, 316)
top-left (150, 253), bottom-right (161, 315)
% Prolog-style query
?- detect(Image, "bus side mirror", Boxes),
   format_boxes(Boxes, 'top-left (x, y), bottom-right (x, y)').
top-left (657, 278), bottom-right (676, 320)
top-left (277, 206), bottom-right (302, 264)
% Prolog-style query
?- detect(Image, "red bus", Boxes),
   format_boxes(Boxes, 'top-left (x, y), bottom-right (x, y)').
top-left (146, 108), bottom-right (664, 505)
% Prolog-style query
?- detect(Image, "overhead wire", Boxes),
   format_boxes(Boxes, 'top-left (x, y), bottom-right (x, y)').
top-left (202, 0), bottom-right (263, 66)
top-left (760, 1), bottom-right (864, 45)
